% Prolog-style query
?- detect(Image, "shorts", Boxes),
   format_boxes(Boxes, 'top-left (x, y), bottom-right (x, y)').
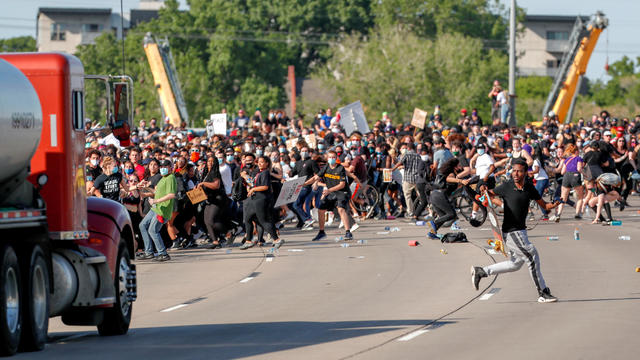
top-left (349, 181), bottom-right (367, 200)
top-left (319, 192), bottom-right (349, 210)
top-left (562, 171), bottom-right (582, 188)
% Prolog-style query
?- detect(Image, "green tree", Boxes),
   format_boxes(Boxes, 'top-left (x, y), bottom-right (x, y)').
top-left (516, 76), bottom-right (553, 100)
top-left (317, 26), bottom-right (507, 123)
top-left (0, 36), bottom-right (36, 52)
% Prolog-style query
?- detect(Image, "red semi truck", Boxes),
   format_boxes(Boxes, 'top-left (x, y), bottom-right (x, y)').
top-left (0, 53), bottom-right (137, 355)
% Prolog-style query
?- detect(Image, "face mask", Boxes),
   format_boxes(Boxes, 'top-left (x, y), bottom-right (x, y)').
top-left (256, 149), bottom-right (264, 156)
top-left (477, 149), bottom-right (486, 156)
top-left (280, 161), bottom-right (286, 167)
top-left (537, 133), bottom-right (543, 138)
top-left (420, 155), bottom-right (429, 161)
top-left (376, 152), bottom-right (382, 157)
top-left (160, 168), bottom-right (169, 176)
top-left (401, 148), bottom-right (407, 155)
top-left (90, 159), bottom-right (99, 166)
top-left (506, 152), bottom-right (512, 158)
top-left (318, 144), bottom-right (325, 150)
top-left (226, 155), bottom-right (234, 162)
top-left (452, 151), bottom-right (460, 156)
top-left (217, 158), bottom-right (224, 164)
top-left (300, 152), bottom-right (308, 159)
top-left (112, 166), bottom-right (119, 174)
top-left (279, 148), bottom-right (286, 153)
top-left (525, 128), bottom-right (532, 134)
top-left (368, 147), bottom-right (375, 154)
top-left (328, 158), bottom-right (337, 165)
top-left (269, 113), bottom-right (274, 119)
top-left (290, 161), bottom-right (296, 168)
top-left (271, 156), bottom-right (279, 163)
top-left (245, 163), bottom-right (253, 169)
top-left (346, 141), bottom-right (352, 148)
top-left (543, 135), bottom-right (550, 140)
top-left (125, 168), bottom-right (134, 175)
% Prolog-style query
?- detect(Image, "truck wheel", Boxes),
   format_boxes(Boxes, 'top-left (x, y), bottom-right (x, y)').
top-left (20, 245), bottom-right (49, 352)
top-left (0, 245), bottom-right (22, 356)
top-left (97, 241), bottom-right (132, 336)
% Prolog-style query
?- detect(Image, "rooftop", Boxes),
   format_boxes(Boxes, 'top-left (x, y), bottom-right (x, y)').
top-left (525, 15), bottom-right (590, 23)
top-left (38, 8), bottom-right (112, 16)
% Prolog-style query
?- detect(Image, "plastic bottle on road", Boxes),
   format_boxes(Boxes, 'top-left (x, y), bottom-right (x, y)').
top-left (415, 221), bottom-right (426, 226)
top-left (334, 236), bottom-right (344, 242)
top-left (357, 240), bottom-right (367, 245)
top-left (619, 235), bottom-right (631, 241)
top-left (611, 220), bottom-right (622, 226)
top-left (547, 236), bottom-right (559, 241)
top-left (341, 243), bottom-right (350, 248)
top-left (384, 226), bottom-right (391, 230)
top-left (573, 228), bottom-right (580, 241)
top-left (390, 227), bottom-right (400, 232)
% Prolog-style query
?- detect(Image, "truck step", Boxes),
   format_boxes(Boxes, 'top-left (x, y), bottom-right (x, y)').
top-left (84, 255), bottom-right (106, 264)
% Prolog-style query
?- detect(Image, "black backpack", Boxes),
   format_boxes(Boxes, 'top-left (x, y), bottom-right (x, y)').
top-left (441, 232), bottom-right (468, 243)
top-left (231, 179), bottom-right (247, 202)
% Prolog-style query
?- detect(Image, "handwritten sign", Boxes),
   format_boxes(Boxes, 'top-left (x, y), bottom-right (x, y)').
top-left (411, 108), bottom-right (428, 129)
top-left (274, 176), bottom-right (307, 207)
top-left (206, 113), bottom-right (227, 137)
top-left (186, 187), bottom-right (207, 204)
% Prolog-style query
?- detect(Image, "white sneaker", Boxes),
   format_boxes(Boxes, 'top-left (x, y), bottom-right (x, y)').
top-left (350, 223), bottom-right (360, 233)
top-left (284, 210), bottom-right (296, 222)
top-left (549, 215), bottom-right (559, 223)
top-left (302, 218), bottom-right (315, 230)
top-left (339, 220), bottom-right (344, 229)
top-left (326, 212), bottom-right (334, 226)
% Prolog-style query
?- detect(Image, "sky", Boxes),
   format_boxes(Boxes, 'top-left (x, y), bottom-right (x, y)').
top-left (0, 0), bottom-right (638, 82)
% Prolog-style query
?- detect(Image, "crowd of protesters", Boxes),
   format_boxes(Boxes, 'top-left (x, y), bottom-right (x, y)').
top-left (84, 93), bottom-right (640, 262)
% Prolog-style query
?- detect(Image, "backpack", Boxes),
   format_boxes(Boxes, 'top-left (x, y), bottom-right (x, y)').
top-left (231, 179), bottom-right (248, 202)
top-left (441, 232), bottom-right (468, 243)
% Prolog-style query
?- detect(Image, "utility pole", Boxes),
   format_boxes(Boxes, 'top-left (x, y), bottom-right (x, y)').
top-left (508, 0), bottom-right (517, 127)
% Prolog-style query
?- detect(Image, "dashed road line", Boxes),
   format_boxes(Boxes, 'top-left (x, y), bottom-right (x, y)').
top-left (161, 304), bottom-right (188, 312)
top-left (240, 277), bottom-right (255, 283)
top-left (479, 288), bottom-right (501, 301)
top-left (397, 329), bottom-right (429, 341)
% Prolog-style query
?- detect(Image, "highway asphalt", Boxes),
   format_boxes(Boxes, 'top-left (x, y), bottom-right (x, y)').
top-left (16, 198), bottom-right (640, 359)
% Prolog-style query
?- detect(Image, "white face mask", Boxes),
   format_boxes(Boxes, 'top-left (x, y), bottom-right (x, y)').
top-left (420, 155), bottom-right (429, 161)
top-left (401, 148), bottom-right (407, 155)
top-left (90, 159), bottom-right (99, 166)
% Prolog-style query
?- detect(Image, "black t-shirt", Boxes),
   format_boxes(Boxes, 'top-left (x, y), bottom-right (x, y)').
top-left (252, 169), bottom-right (272, 198)
top-left (203, 166), bottom-right (227, 203)
top-left (94, 173), bottom-right (123, 201)
top-left (142, 173), bottom-right (163, 215)
top-left (86, 165), bottom-right (102, 182)
top-left (583, 150), bottom-right (603, 166)
top-left (317, 164), bottom-right (348, 193)
top-left (494, 179), bottom-right (541, 233)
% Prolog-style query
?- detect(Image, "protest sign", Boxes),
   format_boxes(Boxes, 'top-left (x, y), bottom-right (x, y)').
top-left (338, 100), bottom-right (369, 135)
top-left (411, 108), bottom-right (428, 129)
top-left (382, 169), bottom-right (392, 183)
top-left (206, 113), bottom-right (227, 137)
top-left (274, 176), bottom-right (307, 208)
top-left (186, 187), bottom-right (207, 204)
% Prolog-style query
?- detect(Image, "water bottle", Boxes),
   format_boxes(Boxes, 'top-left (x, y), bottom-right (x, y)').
top-left (334, 236), bottom-right (344, 242)
top-left (547, 236), bottom-right (559, 241)
top-left (357, 240), bottom-right (367, 245)
top-left (573, 228), bottom-right (580, 241)
top-left (340, 243), bottom-right (350, 248)
top-left (611, 220), bottom-right (622, 226)
top-left (384, 226), bottom-right (391, 230)
top-left (415, 221), bottom-right (426, 226)
top-left (618, 235), bottom-right (631, 241)
top-left (391, 227), bottom-right (400, 232)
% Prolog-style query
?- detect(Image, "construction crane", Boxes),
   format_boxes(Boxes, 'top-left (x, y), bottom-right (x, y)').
top-left (143, 33), bottom-right (189, 128)
top-left (542, 12), bottom-right (608, 123)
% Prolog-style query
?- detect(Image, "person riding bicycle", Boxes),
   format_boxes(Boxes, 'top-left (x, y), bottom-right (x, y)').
top-left (427, 157), bottom-right (468, 240)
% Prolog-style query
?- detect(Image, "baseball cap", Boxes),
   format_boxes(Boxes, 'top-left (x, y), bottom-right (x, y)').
top-left (603, 130), bottom-right (612, 136)
top-left (160, 159), bottom-right (172, 167)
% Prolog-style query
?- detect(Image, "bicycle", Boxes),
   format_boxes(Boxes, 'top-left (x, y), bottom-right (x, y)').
top-left (449, 176), bottom-right (487, 227)
top-left (352, 183), bottom-right (380, 218)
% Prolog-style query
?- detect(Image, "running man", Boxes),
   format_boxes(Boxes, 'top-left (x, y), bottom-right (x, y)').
top-left (471, 158), bottom-right (561, 303)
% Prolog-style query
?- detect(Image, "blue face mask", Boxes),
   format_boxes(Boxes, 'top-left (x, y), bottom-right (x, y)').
top-left (279, 148), bottom-right (286, 153)
top-left (506, 152), bottom-right (512, 158)
top-left (328, 158), bottom-right (337, 165)
top-left (477, 149), bottom-right (486, 156)
top-left (280, 161), bottom-right (286, 167)
top-left (160, 168), bottom-right (169, 176)
top-left (256, 150), bottom-right (264, 156)
top-left (525, 128), bottom-right (532, 134)
top-left (289, 161), bottom-right (296, 168)
top-left (112, 166), bottom-right (119, 174)
top-left (318, 144), bottom-right (325, 150)
top-left (217, 158), bottom-right (224, 164)
top-left (226, 155), bottom-right (234, 162)
top-left (368, 147), bottom-right (375, 153)
top-left (125, 168), bottom-right (134, 175)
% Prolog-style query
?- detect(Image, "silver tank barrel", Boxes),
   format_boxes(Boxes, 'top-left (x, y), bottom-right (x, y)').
top-left (0, 58), bottom-right (42, 186)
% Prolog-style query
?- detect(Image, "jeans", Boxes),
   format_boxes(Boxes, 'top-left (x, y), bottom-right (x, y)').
top-left (293, 186), bottom-right (312, 221)
top-left (534, 178), bottom-right (549, 216)
top-left (500, 104), bottom-right (509, 124)
top-left (139, 211), bottom-right (167, 256)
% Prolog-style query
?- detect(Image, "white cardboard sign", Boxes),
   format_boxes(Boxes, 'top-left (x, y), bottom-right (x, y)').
top-left (206, 113), bottom-right (227, 137)
top-left (338, 100), bottom-right (369, 135)
top-left (273, 176), bottom-right (307, 208)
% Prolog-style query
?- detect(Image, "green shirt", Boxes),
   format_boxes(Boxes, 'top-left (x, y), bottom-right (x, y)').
top-left (152, 174), bottom-right (177, 220)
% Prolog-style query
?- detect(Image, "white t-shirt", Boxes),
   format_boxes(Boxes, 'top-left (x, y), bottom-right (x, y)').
top-left (475, 153), bottom-right (494, 179)
top-left (219, 163), bottom-right (233, 196)
top-left (497, 91), bottom-right (508, 106)
top-left (533, 159), bottom-right (548, 181)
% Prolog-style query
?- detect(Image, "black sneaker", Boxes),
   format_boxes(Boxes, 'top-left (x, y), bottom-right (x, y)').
top-left (471, 266), bottom-right (487, 291)
top-left (344, 231), bottom-right (353, 241)
top-left (312, 231), bottom-right (327, 241)
top-left (170, 239), bottom-right (182, 250)
top-left (538, 288), bottom-right (557, 303)
top-left (136, 252), bottom-right (154, 260)
top-left (153, 254), bottom-right (171, 262)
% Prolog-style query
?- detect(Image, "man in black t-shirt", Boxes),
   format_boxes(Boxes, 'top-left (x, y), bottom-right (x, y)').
top-left (308, 150), bottom-right (354, 242)
top-left (471, 159), bottom-right (561, 303)
top-left (292, 147), bottom-right (320, 229)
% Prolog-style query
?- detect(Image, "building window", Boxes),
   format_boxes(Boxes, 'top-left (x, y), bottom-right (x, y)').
top-left (82, 24), bottom-right (102, 33)
top-left (51, 23), bottom-right (66, 41)
top-left (547, 60), bottom-right (561, 68)
top-left (546, 31), bottom-right (569, 40)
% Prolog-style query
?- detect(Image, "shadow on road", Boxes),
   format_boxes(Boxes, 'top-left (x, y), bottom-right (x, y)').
top-left (42, 319), bottom-right (456, 359)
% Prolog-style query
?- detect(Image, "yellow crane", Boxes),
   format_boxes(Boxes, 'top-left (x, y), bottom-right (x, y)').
top-left (543, 12), bottom-right (608, 123)
top-left (143, 33), bottom-right (189, 128)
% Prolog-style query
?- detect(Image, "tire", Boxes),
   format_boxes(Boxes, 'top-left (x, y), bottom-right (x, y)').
top-left (454, 194), bottom-right (487, 227)
top-left (0, 245), bottom-right (22, 356)
top-left (20, 245), bottom-right (49, 352)
top-left (97, 241), bottom-right (132, 336)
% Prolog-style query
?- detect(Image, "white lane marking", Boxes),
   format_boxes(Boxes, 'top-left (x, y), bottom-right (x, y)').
top-left (397, 329), bottom-right (429, 341)
top-left (240, 276), bottom-right (255, 283)
top-left (287, 249), bottom-right (304, 252)
top-left (266, 257), bottom-right (273, 262)
top-left (161, 304), bottom-right (188, 312)
top-left (479, 288), bottom-right (501, 301)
